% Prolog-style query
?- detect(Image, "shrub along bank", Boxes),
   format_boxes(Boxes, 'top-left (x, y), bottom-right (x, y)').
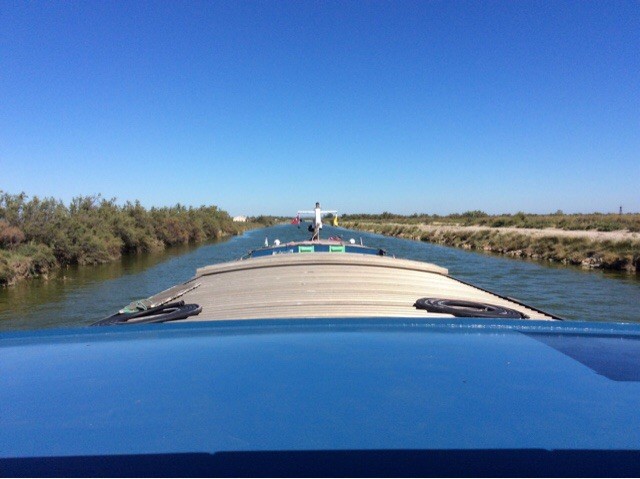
top-left (342, 211), bottom-right (640, 232)
top-left (342, 221), bottom-right (640, 273)
top-left (0, 192), bottom-right (249, 285)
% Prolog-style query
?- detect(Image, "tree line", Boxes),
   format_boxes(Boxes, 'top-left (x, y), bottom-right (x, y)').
top-left (0, 191), bottom-right (245, 285)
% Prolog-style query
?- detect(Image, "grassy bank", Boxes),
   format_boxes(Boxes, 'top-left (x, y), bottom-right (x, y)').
top-left (342, 211), bottom-right (640, 232)
top-left (342, 217), bottom-right (640, 273)
top-left (0, 192), bottom-right (264, 286)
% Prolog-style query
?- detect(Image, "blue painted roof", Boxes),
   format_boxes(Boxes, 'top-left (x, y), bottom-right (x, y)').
top-left (2, 318), bottom-right (640, 476)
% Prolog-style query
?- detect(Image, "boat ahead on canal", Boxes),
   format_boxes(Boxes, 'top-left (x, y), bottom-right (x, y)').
top-left (2, 204), bottom-right (640, 477)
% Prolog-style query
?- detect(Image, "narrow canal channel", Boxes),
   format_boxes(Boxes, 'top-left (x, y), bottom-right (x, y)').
top-left (1, 224), bottom-right (639, 331)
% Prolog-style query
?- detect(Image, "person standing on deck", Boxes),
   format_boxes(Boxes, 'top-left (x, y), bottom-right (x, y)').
top-left (314, 202), bottom-right (322, 231)
top-left (300, 202), bottom-right (336, 241)
top-left (307, 202), bottom-right (322, 240)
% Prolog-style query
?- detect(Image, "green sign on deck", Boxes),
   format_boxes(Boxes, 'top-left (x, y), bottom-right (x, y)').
top-left (298, 245), bottom-right (314, 253)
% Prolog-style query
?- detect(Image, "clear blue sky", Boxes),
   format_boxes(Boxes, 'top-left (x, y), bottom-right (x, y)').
top-left (1, 1), bottom-right (638, 216)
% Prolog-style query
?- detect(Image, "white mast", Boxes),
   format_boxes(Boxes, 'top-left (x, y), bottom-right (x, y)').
top-left (296, 202), bottom-right (338, 240)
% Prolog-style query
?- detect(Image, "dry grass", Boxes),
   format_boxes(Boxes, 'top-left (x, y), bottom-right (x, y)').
top-left (343, 212), bottom-right (640, 232)
top-left (343, 221), bottom-right (640, 273)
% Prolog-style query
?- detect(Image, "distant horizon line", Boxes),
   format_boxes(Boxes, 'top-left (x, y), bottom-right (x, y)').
top-left (242, 209), bottom-right (640, 217)
top-left (1, 190), bottom-right (637, 217)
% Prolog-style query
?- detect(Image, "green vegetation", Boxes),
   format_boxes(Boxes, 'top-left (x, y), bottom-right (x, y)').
top-left (342, 211), bottom-right (640, 232)
top-left (0, 191), bottom-right (251, 285)
top-left (342, 212), bottom-right (640, 273)
top-left (246, 215), bottom-right (287, 227)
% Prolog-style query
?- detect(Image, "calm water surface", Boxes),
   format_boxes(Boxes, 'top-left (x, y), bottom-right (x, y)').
top-left (1, 224), bottom-right (639, 331)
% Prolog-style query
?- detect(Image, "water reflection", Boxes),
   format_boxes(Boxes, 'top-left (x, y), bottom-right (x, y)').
top-left (349, 227), bottom-right (640, 323)
top-left (1, 225), bottom-right (639, 330)
top-left (0, 240), bottom-right (225, 330)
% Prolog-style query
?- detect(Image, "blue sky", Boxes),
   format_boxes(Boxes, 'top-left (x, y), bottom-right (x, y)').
top-left (1, 1), bottom-right (638, 216)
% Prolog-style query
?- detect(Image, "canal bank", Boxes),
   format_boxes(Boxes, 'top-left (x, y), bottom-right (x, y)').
top-left (0, 192), bottom-right (275, 287)
top-left (342, 221), bottom-right (640, 273)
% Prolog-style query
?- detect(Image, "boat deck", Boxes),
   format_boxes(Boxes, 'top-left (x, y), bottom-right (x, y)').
top-left (146, 253), bottom-right (556, 321)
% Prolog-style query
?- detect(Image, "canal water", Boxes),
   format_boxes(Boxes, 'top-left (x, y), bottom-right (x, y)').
top-left (1, 224), bottom-right (639, 331)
